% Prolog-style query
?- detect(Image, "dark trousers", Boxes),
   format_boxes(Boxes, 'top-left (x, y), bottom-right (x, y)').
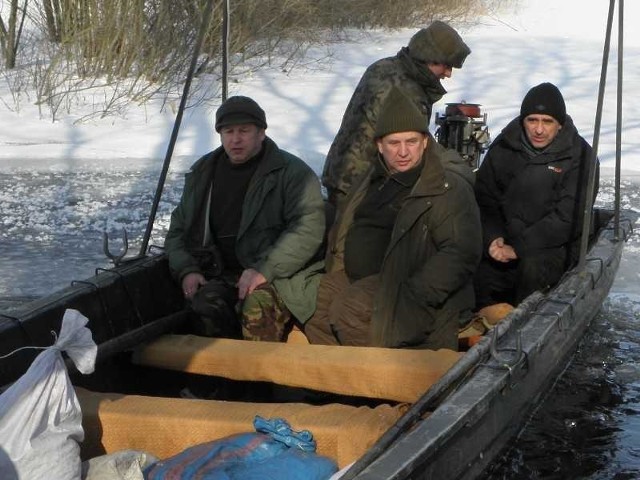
top-left (304, 271), bottom-right (379, 346)
top-left (474, 247), bottom-right (569, 310)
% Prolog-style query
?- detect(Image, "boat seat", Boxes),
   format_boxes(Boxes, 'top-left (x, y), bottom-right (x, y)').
top-left (131, 334), bottom-right (462, 403)
top-left (76, 387), bottom-right (406, 468)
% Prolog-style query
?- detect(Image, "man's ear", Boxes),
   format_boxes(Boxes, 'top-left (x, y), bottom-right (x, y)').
top-left (375, 138), bottom-right (384, 154)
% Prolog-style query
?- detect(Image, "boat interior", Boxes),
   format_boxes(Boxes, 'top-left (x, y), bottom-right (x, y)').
top-left (0, 207), bottom-right (623, 471)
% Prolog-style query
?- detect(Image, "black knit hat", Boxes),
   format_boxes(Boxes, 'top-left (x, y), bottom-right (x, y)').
top-left (520, 82), bottom-right (566, 125)
top-left (374, 86), bottom-right (429, 138)
top-left (215, 95), bottom-right (267, 132)
top-left (407, 20), bottom-right (471, 68)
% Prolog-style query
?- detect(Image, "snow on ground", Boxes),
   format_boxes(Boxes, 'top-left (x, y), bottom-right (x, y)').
top-left (1, 0), bottom-right (640, 298)
top-left (0, 0), bottom-right (638, 176)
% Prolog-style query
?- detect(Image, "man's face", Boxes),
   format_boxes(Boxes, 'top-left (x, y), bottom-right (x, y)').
top-left (428, 62), bottom-right (453, 79)
top-left (376, 131), bottom-right (428, 174)
top-left (523, 114), bottom-right (562, 149)
top-left (220, 123), bottom-right (265, 164)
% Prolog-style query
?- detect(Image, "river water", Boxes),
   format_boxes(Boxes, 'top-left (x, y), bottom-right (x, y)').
top-left (1, 168), bottom-right (639, 478)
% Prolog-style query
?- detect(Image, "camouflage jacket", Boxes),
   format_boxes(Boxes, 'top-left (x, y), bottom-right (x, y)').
top-left (322, 47), bottom-right (446, 204)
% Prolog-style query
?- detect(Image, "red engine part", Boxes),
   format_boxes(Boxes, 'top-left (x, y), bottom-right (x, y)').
top-left (445, 102), bottom-right (482, 118)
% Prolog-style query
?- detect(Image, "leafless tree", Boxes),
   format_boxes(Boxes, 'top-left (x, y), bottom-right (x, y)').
top-left (0, 0), bottom-right (28, 68)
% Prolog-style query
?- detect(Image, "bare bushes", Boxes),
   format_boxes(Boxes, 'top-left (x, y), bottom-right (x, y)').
top-left (0, 0), bottom-right (516, 122)
top-left (305, 0), bottom-right (510, 29)
top-left (1, 1), bottom-right (220, 121)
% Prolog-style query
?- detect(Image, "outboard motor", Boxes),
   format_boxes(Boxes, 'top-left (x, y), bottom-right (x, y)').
top-left (435, 102), bottom-right (491, 170)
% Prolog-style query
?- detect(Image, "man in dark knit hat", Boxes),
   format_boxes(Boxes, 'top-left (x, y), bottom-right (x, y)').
top-left (305, 87), bottom-right (481, 350)
top-left (322, 20), bottom-right (471, 209)
top-left (165, 95), bottom-right (326, 341)
top-left (474, 82), bottom-right (599, 309)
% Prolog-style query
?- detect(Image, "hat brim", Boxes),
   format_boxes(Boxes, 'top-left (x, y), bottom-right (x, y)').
top-left (215, 113), bottom-right (265, 132)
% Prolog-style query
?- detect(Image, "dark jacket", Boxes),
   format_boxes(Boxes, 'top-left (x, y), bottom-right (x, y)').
top-left (475, 115), bottom-right (599, 258)
top-left (326, 139), bottom-right (482, 349)
top-left (164, 137), bottom-right (326, 322)
top-left (321, 48), bottom-right (447, 202)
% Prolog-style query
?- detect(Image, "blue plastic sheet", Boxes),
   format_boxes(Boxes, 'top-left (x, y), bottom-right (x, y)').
top-left (144, 416), bottom-right (338, 480)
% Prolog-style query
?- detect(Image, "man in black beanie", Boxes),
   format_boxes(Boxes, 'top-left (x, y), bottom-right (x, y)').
top-left (165, 95), bottom-right (326, 342)
top-left (474, 82), bottom-right (599, 309)
top-left (305, 87), bottom-right (481, 350)
top-left (321, 20), bottom-right (471, 209)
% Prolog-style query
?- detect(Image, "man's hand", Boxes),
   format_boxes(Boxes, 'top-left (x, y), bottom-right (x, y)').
top-left (488, 237), bottom-right (518, 263)
top-left (182, 272), bottom-right (207, 299)
top-left (237, 268), bottom-right (267, 300)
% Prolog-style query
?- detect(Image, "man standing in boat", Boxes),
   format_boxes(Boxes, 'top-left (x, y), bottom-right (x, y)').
top-left (164, 95), bottom-right (326, 341)
top-left (305, 86), bottom-right (482, 349)
top-left (322, 20), bottom-right (471, 209)
top-left (474, 82), bottom-right (599, 309)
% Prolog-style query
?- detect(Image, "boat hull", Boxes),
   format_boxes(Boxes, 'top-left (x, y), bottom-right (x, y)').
top-left (350, 215), bottom-right (631, 479)
top-left (0, 213), bottom-right (632, 480)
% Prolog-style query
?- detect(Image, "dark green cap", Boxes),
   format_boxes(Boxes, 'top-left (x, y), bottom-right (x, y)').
top-left (407, 20), bottom-right (470, 68)
top-left (215, 95), bottom-right (267, 132)
top-left (374, 87), bottom-right (429, 138)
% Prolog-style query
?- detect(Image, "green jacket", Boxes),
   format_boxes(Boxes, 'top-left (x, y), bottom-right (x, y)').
top-left (326, 139), bottom-right (482, 349)
top-left (322, 47), bottom-right (447, 203)
top-left (165, 137), bottom-right (326, 322)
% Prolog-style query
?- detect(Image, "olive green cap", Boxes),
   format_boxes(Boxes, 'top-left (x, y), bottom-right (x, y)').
top-left (374, 86), bottom-right (429, 138)
top-left (407, 20), bottom-right (470, 68)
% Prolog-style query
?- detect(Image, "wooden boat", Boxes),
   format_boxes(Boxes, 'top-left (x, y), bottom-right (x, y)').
top-left (0, 206), bottom-right (633, 479)
top-left (0, 3), bottom-right (630, 479)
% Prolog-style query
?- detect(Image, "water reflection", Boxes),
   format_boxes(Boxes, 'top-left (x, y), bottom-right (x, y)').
top-left (485, 294), bottom-right (640, 479)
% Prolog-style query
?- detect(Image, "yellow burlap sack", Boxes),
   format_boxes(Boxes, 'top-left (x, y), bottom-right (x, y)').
top-left (77, 388), bottom-right (407, 468)
top-left (131, 335), bottom-right (462, 403)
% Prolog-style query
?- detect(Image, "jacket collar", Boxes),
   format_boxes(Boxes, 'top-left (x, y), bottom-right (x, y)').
top-left (500, 115), bottom-right (578, 159)
top-left (397, 48), bottom-right (447, 100)
top-left (408, 137), bottom-right (448, 198)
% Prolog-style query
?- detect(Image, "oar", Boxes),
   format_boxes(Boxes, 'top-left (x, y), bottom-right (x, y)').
top-left (65, 310), bottom-right (188, 374)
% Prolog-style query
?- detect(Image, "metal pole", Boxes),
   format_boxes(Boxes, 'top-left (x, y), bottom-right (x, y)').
top-left (222, 0), bottom-right (230, 101)
top-left (614, 0), bottom-right (624, 239)
top-left (578, 0), bottom-right (616, 269)
top-left (139, 0), bottom-right (216, 256)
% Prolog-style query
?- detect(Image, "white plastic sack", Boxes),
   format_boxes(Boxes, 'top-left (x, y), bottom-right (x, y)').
top-left (0, 309), bottom-right (97, 480)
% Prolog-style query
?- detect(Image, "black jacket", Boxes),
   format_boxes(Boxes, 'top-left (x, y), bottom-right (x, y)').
top-left (475, 115), bottom-right (599, 258)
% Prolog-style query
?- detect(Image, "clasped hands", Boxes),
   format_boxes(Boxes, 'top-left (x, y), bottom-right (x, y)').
top-left (488, 237), bottom-right (518, 263)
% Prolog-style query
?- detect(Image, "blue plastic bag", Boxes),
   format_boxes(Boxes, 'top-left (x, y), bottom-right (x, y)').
top-left (144, 416), bottom-right (338, 480)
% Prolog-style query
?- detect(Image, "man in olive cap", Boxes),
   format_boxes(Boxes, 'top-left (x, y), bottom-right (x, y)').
top-left (474, 82), bottom-right (599, 308)
top-left (322, 20), bottom-right (471, 208)
top-left (165, 95), bottom-right (325, 341)
top-left (305, 87), bottom-right (481, 350)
